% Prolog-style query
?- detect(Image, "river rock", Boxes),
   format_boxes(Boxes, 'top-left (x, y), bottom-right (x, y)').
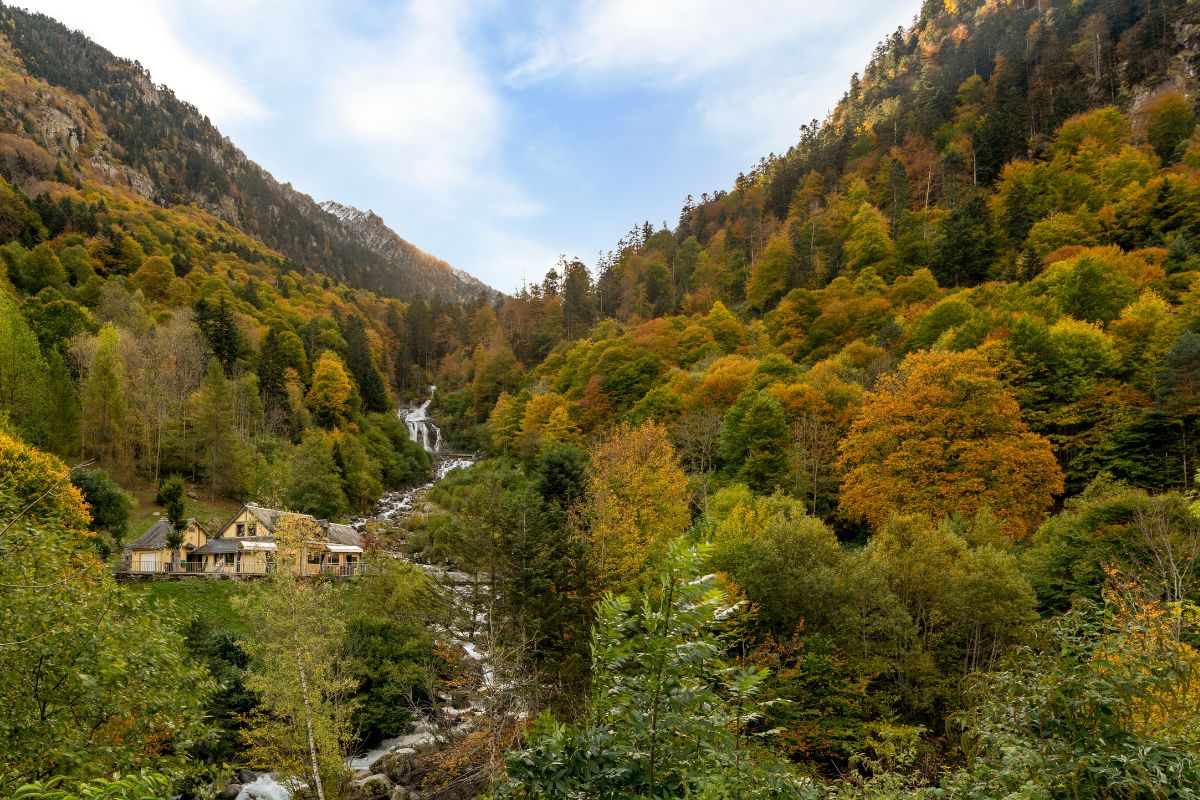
top-left (389, 788), bottom-right (410, 800)
top-left (370, 748), bottom-right (417, 783)
top-left (345, 772), bottom-right (392, 800)
top-left (236, 769), bottom-right (259, 784)
top-left (217, 783), bottom-right (242, 800)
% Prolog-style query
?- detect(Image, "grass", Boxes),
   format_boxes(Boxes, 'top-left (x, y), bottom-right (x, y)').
top-left (132, 579), bottom-right (252, 635)
top-left (125, 480), bottom-right (242, 540)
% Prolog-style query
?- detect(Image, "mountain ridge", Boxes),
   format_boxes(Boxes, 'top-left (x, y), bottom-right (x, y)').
top-left (0, 2), bottom-right (495, 303)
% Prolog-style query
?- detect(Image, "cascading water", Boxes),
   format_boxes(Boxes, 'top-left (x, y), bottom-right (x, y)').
top-left (404, 385), bottom-right (442, 454)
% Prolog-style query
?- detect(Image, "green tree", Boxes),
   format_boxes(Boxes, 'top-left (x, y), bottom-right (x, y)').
top-left (931, 191), bottom-right (995, 287)
top-left (720, 389), bottom-right (790, 491)
top-left (746, 228), bottom-right (793, 311)
top-left (332, 430), bottom-right (382, 513)
top-left (236, 515), bottom-right (355, 800)
top-left (188, 358), bottom-right (247, 499)
top-left (0, 429), bottom-right (213, 791)
top-left (156, 473), bottom-right (187, 565)
top-left (1144, 91), bottom-right (1197, 164)
top-left (70, 466), bottom-right (133, 549)
top-left (81, 325), bottom-right (130, 477)
top-left (287, 431), bottom-right (350, 519)
top-left (0, 290), bottom-right (49, 442)
top-left (14, 243), bottom-right (66, 294)
top-left (498, 541), bottom-right (807, 799)
top-left (193, 297), bottom-right (245, 376)
top-left (341, 314), bottom-right (392, 414)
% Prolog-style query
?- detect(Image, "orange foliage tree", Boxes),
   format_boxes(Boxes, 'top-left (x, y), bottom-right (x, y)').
top-left (837, 349), bottom-right (1063, 539)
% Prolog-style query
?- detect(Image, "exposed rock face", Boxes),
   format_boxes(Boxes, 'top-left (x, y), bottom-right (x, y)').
top-left (321, 201), bottom-right (496, 303)
top-left (0, 4), bottom-right (496, 304)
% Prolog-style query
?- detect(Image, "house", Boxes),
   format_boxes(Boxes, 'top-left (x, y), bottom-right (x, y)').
top-left (188, 503), bottom-right (365, 577)
top-left (122, 518), bottom-right (209, 573)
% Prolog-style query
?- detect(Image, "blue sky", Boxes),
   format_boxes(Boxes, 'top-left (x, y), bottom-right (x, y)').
top-left (18, 0), bottom-right (921, 292)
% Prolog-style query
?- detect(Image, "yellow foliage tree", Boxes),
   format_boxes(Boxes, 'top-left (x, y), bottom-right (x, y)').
top-left (541, 405), bottom-right (582, 448)
top-left (305, 350), bottom-right (353, 429)
top-left (837, 349), bottom-right (1063, 539)
top-left (585, 420), bottom-right (690, 593)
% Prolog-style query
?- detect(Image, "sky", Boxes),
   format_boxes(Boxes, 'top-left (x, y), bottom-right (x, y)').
top-left (16, 0), bottom-right (922, 292)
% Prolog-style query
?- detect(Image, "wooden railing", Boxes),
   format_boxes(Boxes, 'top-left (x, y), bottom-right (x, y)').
top-left (317, 562), bottom-right (365, 577)
top-left (119, 561), bottom-right (364, 577)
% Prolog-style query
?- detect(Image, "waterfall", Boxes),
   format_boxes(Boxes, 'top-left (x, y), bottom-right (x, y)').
top-left (403, 385), bottom-right (442, 454)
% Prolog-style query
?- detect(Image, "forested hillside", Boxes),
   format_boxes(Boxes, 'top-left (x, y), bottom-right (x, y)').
top-left (4, 0), bottom-right (1200, 798)
top-left (0, 3), bottom-right (494, 303)
top-left (0, 2), bottom-right (509, 534)
top-left (404, 0), bottom-right (1200, 795)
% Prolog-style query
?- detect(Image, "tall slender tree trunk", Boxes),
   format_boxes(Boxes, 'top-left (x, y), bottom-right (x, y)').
top-left (294, 625), bottom-right (326, 800)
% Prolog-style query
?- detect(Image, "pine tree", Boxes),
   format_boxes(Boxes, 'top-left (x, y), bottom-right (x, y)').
top-left (189, 358), bottom-right (246, 499)
top-left (194, 297), bottom-right (245, 376)
top-left (0, 290), bottom-right (49, 443)
top-left (931, 191), bottom-right (995, 287)
top-left (81, 324), bottom-right (130, 476)
top-left (340, 314), bottom-right (392, 413)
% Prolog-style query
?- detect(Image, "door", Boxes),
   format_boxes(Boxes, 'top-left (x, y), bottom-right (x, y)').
top-left (137, 553), bottom-right (158, 572)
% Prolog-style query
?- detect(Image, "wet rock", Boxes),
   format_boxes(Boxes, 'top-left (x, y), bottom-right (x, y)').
top-left (389, 787), bottom-right (410, 800)
top-left (370, 748), bottom-right (417, 783)
top-left (450, 691), bottom-right (471, 709)
top-left (236, 769), bottom-right (259, 784)
top-left (216, 783), bottom-right (241, 800)
top-left (345, 772), bottom-right (393, 800)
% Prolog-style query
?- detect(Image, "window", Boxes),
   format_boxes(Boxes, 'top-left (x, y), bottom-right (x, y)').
top-left (307, 551), bottom-right (321, 564)
top-left (235, 523), bottom-right (245, 537)
top-left (329, 554), bottom-right (340, 564)
top-left (224, 553), bottom-right (235, 565)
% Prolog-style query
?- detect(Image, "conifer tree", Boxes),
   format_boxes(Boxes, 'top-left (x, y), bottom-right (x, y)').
top-left (341, 314), bottom-right (392, 413)
top-left (0, 291), bottom-right (49, 442)
top-left (194, 297), bottom-right (245, 376)
top-left (81, 324), bottom-right (130, 476)
top-left (188, 358), bottom-right (246, 499)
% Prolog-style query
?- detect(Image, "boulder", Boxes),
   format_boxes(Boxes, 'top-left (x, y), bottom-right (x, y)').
top-left (216, 783), bottom-right (241, 800)
top-left (345, 772), bottom-right (393, 800)
top-left (370, 748), bottom-right (418, 783)
top-left (236, 769), bottom-right (259, 785)
top-left (389, 788), bottom-right (410, 800)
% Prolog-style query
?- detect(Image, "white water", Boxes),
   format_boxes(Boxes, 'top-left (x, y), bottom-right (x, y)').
top-left (235, 774), bottom-right (291, 800)
top-left (404, 385), bottom-right (442, 454)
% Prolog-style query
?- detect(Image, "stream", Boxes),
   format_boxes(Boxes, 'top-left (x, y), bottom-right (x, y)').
top-left (232, 389), bottom-right (486, 800)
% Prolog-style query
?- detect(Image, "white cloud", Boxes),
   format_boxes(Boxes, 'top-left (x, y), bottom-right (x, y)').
top-left (509, 0), bottom-right (920, 156)
top-left (509, 0), bottom-right (868, 85)
top-left (14, 0), bottom-right (267, 127)
top-left (319, 0), bottom-right (504, 195)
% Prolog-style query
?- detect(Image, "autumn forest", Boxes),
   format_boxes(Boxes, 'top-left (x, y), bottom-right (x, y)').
top-left (2, 0), bottom-right (1200, 798)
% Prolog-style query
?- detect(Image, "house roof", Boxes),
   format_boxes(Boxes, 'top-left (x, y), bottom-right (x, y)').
top-left (193, 536), bottom-right (276, 555)
top-left (215, 503), bottom-right (362, 549)
top-left (125, 518), bottom-right (205, 552)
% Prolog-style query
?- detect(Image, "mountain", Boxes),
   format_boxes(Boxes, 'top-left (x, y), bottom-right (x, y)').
top-left (320, 201), bottom-right (496, 302)
top-left (0, 2), bottom-right (494, 303)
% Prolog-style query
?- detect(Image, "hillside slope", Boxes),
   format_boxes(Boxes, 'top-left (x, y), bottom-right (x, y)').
top-left (0, 2), bottom-right (493, 303)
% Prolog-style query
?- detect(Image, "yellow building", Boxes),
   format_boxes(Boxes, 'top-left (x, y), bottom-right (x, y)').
top-left (188, 503), bottom-right (365, 577)
top-left (122, 518), bottom-right (209, 573)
